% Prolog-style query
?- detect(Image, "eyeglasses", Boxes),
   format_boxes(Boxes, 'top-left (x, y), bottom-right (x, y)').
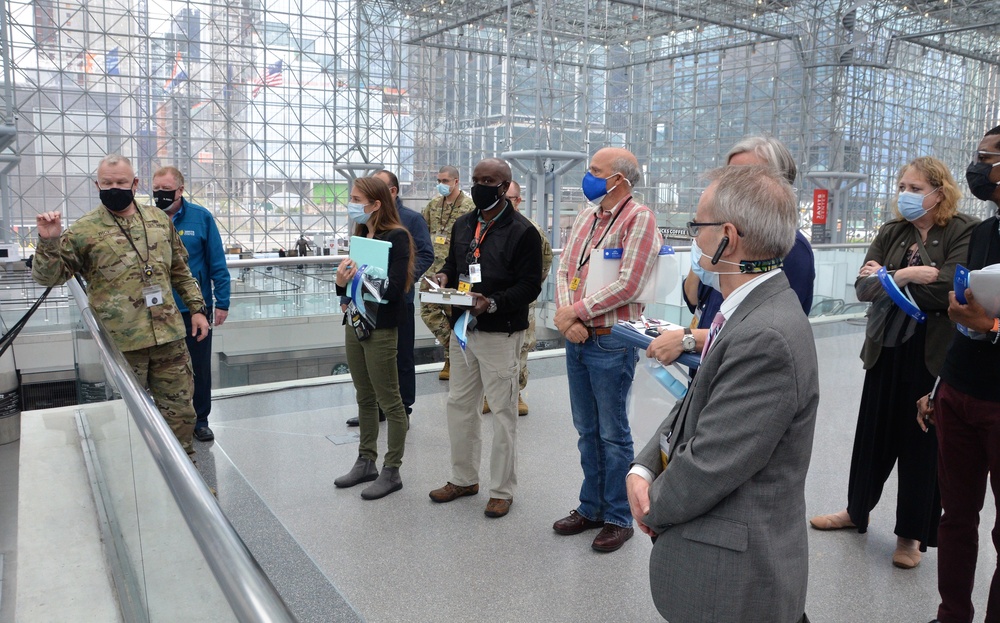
top-left (686, 221), bottom-right (726, 237)
top-left (977, 151), bottom-right (1000, 157)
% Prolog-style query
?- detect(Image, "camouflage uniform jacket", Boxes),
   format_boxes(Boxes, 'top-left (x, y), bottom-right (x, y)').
top-left (33, 203), bottom-right (206, 352)
top-left (526, 216), bottom-right (554, 278)
top-left (421, 191), bottom-right (475, 278)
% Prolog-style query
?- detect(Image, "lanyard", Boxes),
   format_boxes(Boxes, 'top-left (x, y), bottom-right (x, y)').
top-left (111, 206), bottom-right (153, 279)
top-left (576, 196), bottom-right (631, 272)
top-left (470, 217), bottom-right (497, 263)
top-left (437, 196), bottom-right (460, 235)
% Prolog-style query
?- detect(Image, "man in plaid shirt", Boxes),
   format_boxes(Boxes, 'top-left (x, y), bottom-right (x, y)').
top-left (551, 147), bottom-right (662, 552)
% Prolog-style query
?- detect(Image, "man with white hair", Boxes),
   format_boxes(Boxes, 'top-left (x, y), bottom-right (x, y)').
top-left (648, 135), bottom-right (815, 365)
top-left (628, 165), bottom-right (819, 623)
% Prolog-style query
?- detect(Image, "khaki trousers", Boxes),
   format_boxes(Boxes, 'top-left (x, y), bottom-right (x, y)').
top-left (447, 328), bottom-right (523, 500)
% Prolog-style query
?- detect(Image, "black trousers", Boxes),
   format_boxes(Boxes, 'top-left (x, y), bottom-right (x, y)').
top-left (847, 325), bottom-right (940, 547)
top-left (182, 310), bottom-right (213, 428)
top-left (396, 300), bottom-right (416, 413)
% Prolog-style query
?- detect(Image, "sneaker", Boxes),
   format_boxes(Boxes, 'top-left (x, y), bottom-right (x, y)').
top-left (517, 394), bottom-right (528, 416)
top-left (485, 497), bottom-right (512, 518)
top-left (193, 426), bottom-right (215, 442)
top-left (429, 482), bottom-right (479, 503)
top-left (438, 361), bottom-right (450, 380)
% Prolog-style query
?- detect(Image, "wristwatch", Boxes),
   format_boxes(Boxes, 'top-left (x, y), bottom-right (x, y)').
top-left (193, 306), bottom-right (209, 317)
top-left (681, 328), bottom-right (697, 353)
top-left (486, 297), bottom-right (498, 314)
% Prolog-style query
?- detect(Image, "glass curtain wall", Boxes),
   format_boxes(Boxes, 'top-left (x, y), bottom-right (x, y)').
top-left (2, 0), bottom-right (998, 251)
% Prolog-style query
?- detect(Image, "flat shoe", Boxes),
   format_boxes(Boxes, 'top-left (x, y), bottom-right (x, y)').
top-left (808, 513), bottom-right (856, 530)
top-left (892, 546), bottom-right (921, 569)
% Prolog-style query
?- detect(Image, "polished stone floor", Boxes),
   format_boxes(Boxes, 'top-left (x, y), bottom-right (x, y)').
top-left (3, 319), bottom-right (996, 622)
top-left (183, 320), bottom-right (997, 623)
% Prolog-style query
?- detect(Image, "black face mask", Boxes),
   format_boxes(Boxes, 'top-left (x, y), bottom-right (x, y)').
top-left (967, 162), bottom-right (999, 202)
top-left (153, 189), bottom-right (178, 210)
top-left (100, 188), bottom-right (135, 213)
top-left (471, 183), bottom-right (505, 212)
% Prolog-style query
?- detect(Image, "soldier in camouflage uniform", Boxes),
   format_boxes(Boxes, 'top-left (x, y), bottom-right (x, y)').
top-left (421, 165), bottom-right (475, 380)
top-left (32, 155), bottom-right (209, 456)
top-left (483, 180), bottom-right (553, 416)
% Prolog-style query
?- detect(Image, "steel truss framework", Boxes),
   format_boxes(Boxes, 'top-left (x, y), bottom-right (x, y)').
top-left (1, 0), bottom-right (998, 250)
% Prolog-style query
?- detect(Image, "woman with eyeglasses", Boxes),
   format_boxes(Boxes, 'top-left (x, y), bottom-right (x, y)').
top-left (333, 176), bottom-right (415, 500)
top-left (810, 156), bottom-right (978, 569)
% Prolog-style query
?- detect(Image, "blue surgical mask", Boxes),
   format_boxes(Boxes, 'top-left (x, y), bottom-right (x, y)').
top-left (581, 171), bottom-right (625, 202)
top-left (437, 182), bottom-right (452, 197)
top-left (347, 202), bottom-right (371, 224)
top-left (898, 188), bottom-right (939, 222)
top-left (690, 239), bottom-right (720, 292)
top-left (690, 238), bottom-right (743, 292)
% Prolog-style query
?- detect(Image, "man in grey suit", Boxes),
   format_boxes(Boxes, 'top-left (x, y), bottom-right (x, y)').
top-left (627, 164), bottom-right (819, 623)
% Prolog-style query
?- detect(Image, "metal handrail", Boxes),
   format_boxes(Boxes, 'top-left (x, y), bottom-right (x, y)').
top-left (66, 277), bottom-right (297, 623)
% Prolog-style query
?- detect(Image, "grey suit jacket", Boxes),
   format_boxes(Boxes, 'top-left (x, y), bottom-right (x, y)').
top-left (634, 272), bottom-right (819, 623)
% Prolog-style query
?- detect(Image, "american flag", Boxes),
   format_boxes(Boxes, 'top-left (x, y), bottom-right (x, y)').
top-left (252, 60), bottom-right (283, 98)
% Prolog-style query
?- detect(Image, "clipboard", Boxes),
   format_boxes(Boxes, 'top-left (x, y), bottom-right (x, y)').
top-left (584, 245), bottom-right (678, 304)
top-left (419, 289), bottom-right (476, 307)
top-left (348, 236), bottom-right (391, 273)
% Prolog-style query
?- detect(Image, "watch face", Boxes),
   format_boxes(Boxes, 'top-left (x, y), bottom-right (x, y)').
top-left (683, 335), bottom-right (696, 352)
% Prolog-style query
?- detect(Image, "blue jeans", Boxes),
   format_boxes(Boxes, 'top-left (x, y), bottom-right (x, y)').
top-left (566, 334), bottom-right (638, 528)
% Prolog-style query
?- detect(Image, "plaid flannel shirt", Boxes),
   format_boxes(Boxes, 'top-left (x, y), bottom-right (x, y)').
top-left (555, 196), bottom-right (661, 327)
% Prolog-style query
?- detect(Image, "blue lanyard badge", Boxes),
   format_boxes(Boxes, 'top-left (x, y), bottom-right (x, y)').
top-left (876, 266), bottom-right (926, 323)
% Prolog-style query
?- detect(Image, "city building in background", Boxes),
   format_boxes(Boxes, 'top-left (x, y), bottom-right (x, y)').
top-left (0, 0), bottom-right (997, 252)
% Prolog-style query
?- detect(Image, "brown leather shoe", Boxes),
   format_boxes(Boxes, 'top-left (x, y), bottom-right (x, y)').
top-left (552, 510), bottom-right (604, 535)
top-left (484, 497), bottom-right (512, 518)
top-left (483, 397), bottom-right (490, 413)
top-left (591, 524), bottom-right (635, 552)
top-left (429, 482), bottom-right (479, 503)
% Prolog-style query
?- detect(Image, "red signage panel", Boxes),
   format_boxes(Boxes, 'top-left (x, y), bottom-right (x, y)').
top-left (813, 189), bottom-right (829, 225)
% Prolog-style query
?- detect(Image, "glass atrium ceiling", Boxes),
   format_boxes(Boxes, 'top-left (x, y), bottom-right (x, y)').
top-left (0, 0), bottom-right (997, 251)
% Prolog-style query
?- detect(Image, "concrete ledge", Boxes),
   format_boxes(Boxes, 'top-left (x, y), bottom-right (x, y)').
top-left (16, 407), bottom-right (120, 622)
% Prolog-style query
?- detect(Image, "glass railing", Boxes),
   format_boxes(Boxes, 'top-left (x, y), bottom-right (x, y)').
top-left (18, 241), bottom-right (872, 331)
top-left (66, 277), bottom-right (296, 623)
top-left (42, 243), bottom-right (874, 400)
